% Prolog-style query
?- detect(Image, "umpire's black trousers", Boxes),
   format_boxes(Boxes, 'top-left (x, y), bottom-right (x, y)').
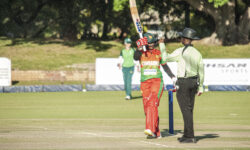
top-left (176, 77), bottom-right (198, 138)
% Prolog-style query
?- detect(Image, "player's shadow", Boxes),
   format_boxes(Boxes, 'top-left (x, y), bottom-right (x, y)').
top-left (131, 96), bottom-right (142, 100)
top-left (195, 133), bottom-right (219, 142)
top-left (161, 129), bottom-right (219, 142)
top-left (161, 129), bottom-right (182, 137)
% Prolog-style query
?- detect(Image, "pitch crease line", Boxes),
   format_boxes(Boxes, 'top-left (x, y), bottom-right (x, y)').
top-left (140, 140), bottom-right (175, 148)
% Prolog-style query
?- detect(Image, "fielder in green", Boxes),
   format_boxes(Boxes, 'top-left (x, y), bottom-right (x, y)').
top-left (118, 38), bottom-right (139, 100)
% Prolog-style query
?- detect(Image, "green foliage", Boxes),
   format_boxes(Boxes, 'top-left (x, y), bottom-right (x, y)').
top-left (0, 0), bottom-right (249, 44)
top-left (0, 0), bottom-right (56, 38)
top-left (113, 0), bottom-right (128, 12)
top-left (190, 11), bottom-right (215, 38)
top-left (208, 0), bottom-right (230, 7)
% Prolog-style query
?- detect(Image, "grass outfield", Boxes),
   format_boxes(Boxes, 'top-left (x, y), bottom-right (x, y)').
top-left (0, 91), bottom-right (250, 149)
top-left (0, 37), bottom-right (249, 70)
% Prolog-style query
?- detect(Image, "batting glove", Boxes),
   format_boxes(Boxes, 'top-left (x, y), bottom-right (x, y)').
top-left (136, 37), bottom-right (148, 48)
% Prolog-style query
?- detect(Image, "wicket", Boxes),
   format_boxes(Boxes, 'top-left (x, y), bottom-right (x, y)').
top-left (166, 85), bottom-right (174, 134)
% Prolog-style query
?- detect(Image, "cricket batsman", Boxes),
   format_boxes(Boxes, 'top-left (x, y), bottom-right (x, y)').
top-left (134, 33), bottom-right (176, 138)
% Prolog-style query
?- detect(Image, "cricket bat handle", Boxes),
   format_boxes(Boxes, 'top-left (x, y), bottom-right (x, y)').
top-left (139, 33), bottom-right (146, 52)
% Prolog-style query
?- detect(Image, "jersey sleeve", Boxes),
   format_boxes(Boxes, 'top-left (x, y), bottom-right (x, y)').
top-left (162, 63), bottom-right (175, 78)
top-left (118, 49), bottom-right (123, 64)
top-left (159, 43), bottom-right (168, 62)
top-left (160, 56), bottom-right (167, 65)
top-left (134, 50), bottom-right (142, 61)
top-left (159, 43), bottom-right (182, 62)
top-left (198, 55), bottom-right (204, 93)
top-left (166, 49), bottom-right (182, 62)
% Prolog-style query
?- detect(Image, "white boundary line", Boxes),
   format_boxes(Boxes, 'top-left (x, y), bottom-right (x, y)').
top-left (80, 132), bottom-right (117, 138)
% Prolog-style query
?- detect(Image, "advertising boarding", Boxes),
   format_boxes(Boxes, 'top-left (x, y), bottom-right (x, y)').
top-left (96, 58), bottom-right (250, 86)
top-left (0, 57), bottom-right (11, 86)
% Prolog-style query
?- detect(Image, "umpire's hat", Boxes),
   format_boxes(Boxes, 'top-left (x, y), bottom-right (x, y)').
top-left (178, 28), bottom-right (200, 40)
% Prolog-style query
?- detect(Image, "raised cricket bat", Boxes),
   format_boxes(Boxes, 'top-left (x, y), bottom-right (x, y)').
top-left (129, 0), bottom-right (146, 52)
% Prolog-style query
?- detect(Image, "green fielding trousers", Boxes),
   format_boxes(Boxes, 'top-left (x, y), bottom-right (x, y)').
top-left (122, 66), bottom-right (134, 97)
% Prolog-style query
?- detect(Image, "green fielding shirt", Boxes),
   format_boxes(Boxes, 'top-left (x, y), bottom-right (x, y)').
top-left (159, 43), bottom-right (204, 93)
top-left (120, 48), bottom-right (135, 67)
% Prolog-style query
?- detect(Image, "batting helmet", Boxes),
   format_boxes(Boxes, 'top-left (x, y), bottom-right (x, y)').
top-left (143, 33), bottom-right (158, 44)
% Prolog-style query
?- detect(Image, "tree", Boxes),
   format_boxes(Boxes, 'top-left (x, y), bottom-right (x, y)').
top-left (49, 0), bottom-right (84, 40)
top-left (137, 0), bottom-right (193, 36)
top-left (112, 0), bottom-right (134, 39)
top-left (184, 2), bottom-right (190, 27)
top-left (100, 0), bottom-right (114, 39)
top-left (1, 0), bottom-right (50, 38)
top-left (175, 0), bottom-right (250, 45)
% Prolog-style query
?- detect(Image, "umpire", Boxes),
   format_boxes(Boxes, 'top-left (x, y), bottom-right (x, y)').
top-left (159, 28), bottom-right (204, 143)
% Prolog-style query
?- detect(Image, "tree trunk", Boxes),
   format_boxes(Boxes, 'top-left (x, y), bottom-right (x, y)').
top-left (119, 29), bottom-right (125, 39)
top-left (63, 24), bottom-right (78, 40)
top-left (8, 0), bottom-right (48, 38)
top-left (176, 0), bottom-right (249, 45)
top-left (213, 3), bottom-right (239, 45)
top-left (238, 7), bottom-right (250, 44)
top-left (102, 23), bottom-right (108, 39)
top-left (212, 2), bottom-right (249, 45)
top-left (184, 2), bottom-right (190, 27)
top-left (101, 0), bottom-right (114, 40)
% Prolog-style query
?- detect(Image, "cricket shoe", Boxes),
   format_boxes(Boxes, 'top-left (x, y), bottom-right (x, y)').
top-left (178, 136), bottom-right (196, 143)
top-left (147, 133), bottom-right (162, 139)
top-left (144, 129), bottom-right (156, 138)
top-left (157, 133), bottom-right (162, 139)
top-left (125, 96), bottom-right (131, 100)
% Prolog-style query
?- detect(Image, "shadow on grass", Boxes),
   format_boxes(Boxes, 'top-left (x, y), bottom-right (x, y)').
top-left (5, 38), bottom-right (63, 46)
top-left (161, 129), bottom-right (182, 137)
top-left (12, 81), bottom-right (19, 85)
top-left (84, 40), bottom-right (112, 52)
top-left (161, 128), bottom-right (219, 142)
top-left (5, 38), bottom-right (114, 52)
top-left (131, 95), bottom-right (143, 100)
top-left (195, 133), bottom-right (219, 142)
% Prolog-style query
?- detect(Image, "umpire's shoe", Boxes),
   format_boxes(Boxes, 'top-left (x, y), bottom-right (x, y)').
top-left (178, 137), bottom-right (196, 143)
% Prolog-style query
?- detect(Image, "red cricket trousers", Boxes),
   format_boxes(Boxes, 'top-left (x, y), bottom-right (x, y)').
top-left (141, 78), bottom-right (164, 136)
